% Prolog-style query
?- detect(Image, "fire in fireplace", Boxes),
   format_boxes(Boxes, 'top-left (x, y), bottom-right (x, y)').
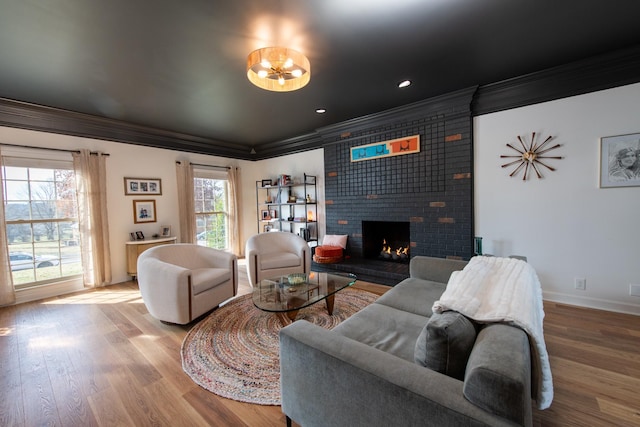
top-left (362, 221), bottom-right (410, 263)
top-left (380, 238), bottom-right (409, 261)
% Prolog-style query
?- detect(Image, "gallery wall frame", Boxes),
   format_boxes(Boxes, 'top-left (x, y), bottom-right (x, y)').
top-left (124, 177), bottom-right (162, 195)
top-left (599, 132), bottom-right (640, 188)
top-left (133, 199), bottom-right (157, 224)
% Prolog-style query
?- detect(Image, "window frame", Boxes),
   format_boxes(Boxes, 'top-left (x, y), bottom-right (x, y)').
top-left (2, 152), bottom-right (83, 289)
top-left (193, 168), bottom-right (230, 251)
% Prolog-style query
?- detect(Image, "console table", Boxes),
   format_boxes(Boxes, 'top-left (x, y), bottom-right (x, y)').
top-left (126, 236), bottom-right (177, 278)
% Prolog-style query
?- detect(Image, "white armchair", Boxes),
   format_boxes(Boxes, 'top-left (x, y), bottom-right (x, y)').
top-left (245, 232), bottom-right (311, 287)
top-left (137, 244), bottom-right (238, 324)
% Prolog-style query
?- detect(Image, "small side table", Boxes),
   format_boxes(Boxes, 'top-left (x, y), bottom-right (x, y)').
top-left (126, 236), bottom-right (177, 278)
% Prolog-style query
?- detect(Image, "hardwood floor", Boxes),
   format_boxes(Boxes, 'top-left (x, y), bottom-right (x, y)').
top-left (1, 264), bottom-right (638, 426)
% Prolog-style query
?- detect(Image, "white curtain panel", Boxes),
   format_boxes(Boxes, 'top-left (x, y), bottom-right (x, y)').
top-left (0, 149), bottom-right (16, 305)
top-left (227, 167), bottom-right (241, 256)
top-left (73, 150), bottom-right (112, 288)
top-left (176, 161), bottom-right (196, 244)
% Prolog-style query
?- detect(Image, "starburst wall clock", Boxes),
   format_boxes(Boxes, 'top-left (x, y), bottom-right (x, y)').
top-left (500, 132), bottom-right (562, 180)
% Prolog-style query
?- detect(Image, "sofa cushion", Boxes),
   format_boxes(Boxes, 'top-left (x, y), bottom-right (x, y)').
top-left (260, 252), bottom-right (301, 270)
top-left (463, 323), bottom-right (531, 425)
top-left (333, 303), bottom-right (428, 362)
top-left (190, 268), bottom-right (231, 295)
top-left (414, 311), bottom-right (478, 381)
top-left (323, 234), bottom-right (348, 249)
top-left (375, 277), bottom-right (446, 318)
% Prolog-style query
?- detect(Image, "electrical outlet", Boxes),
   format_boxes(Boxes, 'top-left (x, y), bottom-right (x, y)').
top-left (574, 278), bottom-right (586, 290)
top-left (630, 284), bottom-right (640, 297)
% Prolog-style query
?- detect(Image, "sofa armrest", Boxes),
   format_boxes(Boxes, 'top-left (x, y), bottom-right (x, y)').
top-left (464, 324), bottom-right (532, 426)
top-left (409, 256), bottom-right (468, 284)
top-left (280, 321), bottom-right (518, 427)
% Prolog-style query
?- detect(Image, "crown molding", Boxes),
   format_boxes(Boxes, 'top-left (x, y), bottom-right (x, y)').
top-left (472, 44), bottom-right (640, 116)
top-left (0, 98), bottom-right (254, 160)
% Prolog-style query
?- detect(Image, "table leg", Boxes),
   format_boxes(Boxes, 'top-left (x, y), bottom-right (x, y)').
top-left (286, 309), bottom-right (299, 321)
top-left (277, 310), bottom-right (299, 326)
top-left (325, 294), bottom-right (335, 315)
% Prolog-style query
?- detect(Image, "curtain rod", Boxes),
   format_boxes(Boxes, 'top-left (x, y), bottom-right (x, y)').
top-left (0, 142), bottom-right (109, 156)
top-left (176, 161), bottom-right (230, 170)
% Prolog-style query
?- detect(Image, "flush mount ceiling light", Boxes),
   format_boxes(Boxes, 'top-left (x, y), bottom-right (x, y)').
top-left (247, 47), bottom-right (311, 92)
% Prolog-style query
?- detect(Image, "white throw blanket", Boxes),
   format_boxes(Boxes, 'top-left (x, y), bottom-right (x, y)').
top-left (432, 256), bottom-right (553, 410)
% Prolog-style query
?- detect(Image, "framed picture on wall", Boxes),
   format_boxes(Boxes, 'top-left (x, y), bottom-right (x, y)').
top-left (599, 132), bottom-right (640, 188)
top-left (124, 177), bottom-right (162, 195)
top-left (133, 199), bottom-right (157, 223)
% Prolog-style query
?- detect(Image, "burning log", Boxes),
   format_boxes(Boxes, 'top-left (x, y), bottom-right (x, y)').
top-left (379, 239), bottom-right (409, 262)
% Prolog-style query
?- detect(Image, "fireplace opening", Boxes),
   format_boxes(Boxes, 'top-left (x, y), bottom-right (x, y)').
top-left (362, 221), bottom-right (410, 262)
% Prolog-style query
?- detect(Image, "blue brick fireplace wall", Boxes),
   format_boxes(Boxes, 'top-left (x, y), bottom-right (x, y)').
top-left (321, 87), bottom-right (476, 261)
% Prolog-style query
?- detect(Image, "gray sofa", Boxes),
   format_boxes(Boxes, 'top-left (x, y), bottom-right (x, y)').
top-left (279, 256), bottom-right (533, 427)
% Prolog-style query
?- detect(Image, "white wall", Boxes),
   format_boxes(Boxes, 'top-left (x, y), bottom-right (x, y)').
top-left (0, 125), bottom-right (324, 294)
top-left (474, 82), bottom-right (640, 315)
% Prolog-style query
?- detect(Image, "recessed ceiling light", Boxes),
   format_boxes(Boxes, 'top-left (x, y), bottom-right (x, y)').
top-left (398, 80), bottom-right (411, 88)
top-left (315, 108), bottom-right (326, 114)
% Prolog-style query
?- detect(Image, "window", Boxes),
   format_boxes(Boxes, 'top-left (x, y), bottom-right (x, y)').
top-left (2, 156), bottom-right (82, 289)
top-left (194, 170), bottom-right (229, 250)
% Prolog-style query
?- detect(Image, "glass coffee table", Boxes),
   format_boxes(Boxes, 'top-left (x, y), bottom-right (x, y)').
top-left (252, 271), bottom-right (357, 324)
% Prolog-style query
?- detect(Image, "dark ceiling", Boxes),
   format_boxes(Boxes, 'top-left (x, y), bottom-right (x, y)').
top-left (1, 1), bottom-right (640, 155)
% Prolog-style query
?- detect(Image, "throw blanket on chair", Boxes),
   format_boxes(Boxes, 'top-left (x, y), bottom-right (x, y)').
top-left (432, 256), bottom-right (553, 409)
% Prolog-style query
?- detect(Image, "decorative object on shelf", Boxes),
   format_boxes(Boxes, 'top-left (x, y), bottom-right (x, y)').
top-left (287, 195), bottom-right (297, 203)
top-left (299, 228), bottom-right (310, 241)
top-left (599, 132), bottom-right (640, 188)
top-left (350, 135), bottom-right (420, 162)
top-left (124, 177), bottom-right (162, 195)
top-left (278, 174), bottom-right (291, 185)
top-left (474, 236), bottom-right (483, 256)
top-left (261, 179), bottom-right (272, 187)
top-left (135, 231), bottom-right (145, 240)
top-left (133, 199), bottom-right (157, 224)
top-left (161, 225), bottom-right (171, 237)
top-left (246, 47), bottom-right (310, 92)
top-left (261, 210), bottom-right (271, 220)
top-left (306, 194), bottom-right (312, 203)
top-left (500, 132), bottom-right (562, 180)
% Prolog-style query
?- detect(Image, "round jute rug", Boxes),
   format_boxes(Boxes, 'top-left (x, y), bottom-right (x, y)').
top-left (181, 287), bottom-right (378, 405)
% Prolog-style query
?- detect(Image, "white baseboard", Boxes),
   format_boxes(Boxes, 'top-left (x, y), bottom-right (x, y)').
top-left (543, 291), bottom-right (640, 316)
top-left (15, 279), bottom-right (85, 305)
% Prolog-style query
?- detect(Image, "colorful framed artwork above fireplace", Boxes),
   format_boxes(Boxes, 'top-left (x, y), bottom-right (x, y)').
top-left (350, 135), bottom-right (420, 162)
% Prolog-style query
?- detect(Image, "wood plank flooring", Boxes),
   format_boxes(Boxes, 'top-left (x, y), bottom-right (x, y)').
top-left (1, 264), bottom-right (639, 426)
